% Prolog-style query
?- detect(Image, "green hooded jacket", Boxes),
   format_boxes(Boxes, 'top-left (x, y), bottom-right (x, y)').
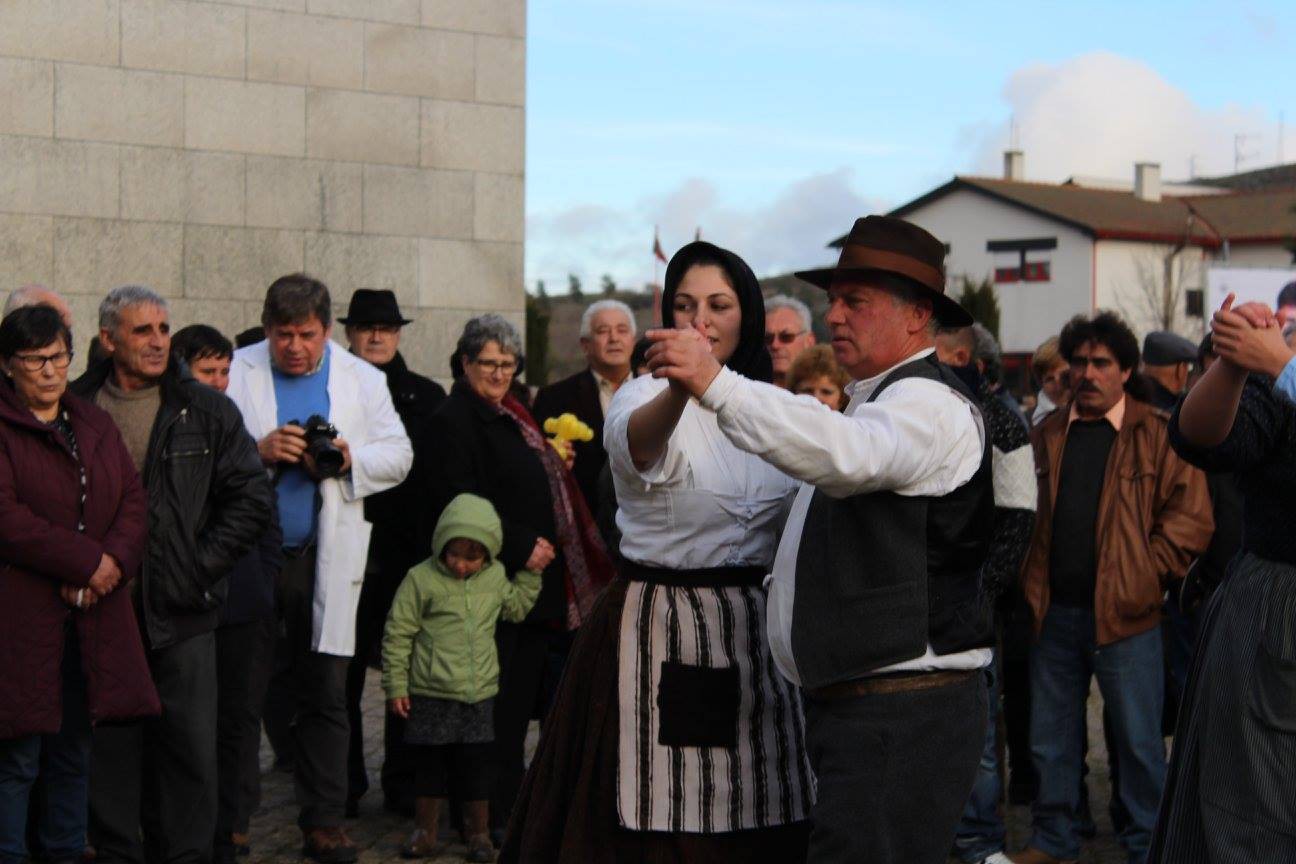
top-left (381, 493), bottom-right (542, 704)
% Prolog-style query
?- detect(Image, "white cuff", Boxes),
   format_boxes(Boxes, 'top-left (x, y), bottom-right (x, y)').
top-left (698, 366), bottom-right (742, 413)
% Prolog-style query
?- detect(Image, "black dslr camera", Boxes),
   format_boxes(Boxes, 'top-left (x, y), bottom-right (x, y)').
top-left (293, 414), bottom-right (345, 479)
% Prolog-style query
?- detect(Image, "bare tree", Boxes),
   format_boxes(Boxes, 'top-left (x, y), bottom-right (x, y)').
top-left (1118, 243), bottom-right (1205, 337)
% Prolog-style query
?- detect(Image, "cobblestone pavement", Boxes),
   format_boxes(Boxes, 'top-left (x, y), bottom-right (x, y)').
top-left (246, 676), bottom-right (1129, 864)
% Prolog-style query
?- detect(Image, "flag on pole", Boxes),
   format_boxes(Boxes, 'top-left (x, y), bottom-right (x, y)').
top-left (652, 226), bottom-right (668, 264)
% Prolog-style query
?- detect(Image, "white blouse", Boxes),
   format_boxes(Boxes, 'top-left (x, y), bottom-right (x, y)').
top-left (604, 374), bottom-right (797, 571)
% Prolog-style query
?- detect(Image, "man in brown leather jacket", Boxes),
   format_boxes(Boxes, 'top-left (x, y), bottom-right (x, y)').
top-left (1009, 312), bottom-right (1211, 864)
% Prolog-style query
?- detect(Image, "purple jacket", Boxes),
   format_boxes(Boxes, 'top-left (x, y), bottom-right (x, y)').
top-left (0, 381), bottom-right (159, 739)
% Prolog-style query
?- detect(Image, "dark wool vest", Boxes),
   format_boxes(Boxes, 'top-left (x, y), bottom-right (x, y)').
top-left (791, 354), bottom-right (995, 691)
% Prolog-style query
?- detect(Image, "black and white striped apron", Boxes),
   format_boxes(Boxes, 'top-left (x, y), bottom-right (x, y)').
top-left (615, 561), bottom-right (814, 833)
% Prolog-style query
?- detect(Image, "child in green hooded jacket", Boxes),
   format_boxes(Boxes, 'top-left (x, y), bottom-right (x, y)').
top-left (382, 493), bottom-right (541, 862)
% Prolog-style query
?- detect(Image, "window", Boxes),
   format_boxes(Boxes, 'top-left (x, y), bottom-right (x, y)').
top-left (988, 237), bottom-right (1056, 285)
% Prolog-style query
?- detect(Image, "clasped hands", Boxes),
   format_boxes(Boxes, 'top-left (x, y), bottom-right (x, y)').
top-left (1211, 293), bottom-right (1296, 378)
top-left (60, 552), bottom-right (123, 611)
top-left (644, 321), bottom-right (723, 398)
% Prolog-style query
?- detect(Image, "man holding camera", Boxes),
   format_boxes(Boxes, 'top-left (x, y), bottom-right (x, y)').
top-left (226, 274), bottom-right (412, 863)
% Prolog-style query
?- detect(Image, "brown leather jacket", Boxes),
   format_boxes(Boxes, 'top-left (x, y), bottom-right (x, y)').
top-left (1021, 397), bottom-right (1213, 646)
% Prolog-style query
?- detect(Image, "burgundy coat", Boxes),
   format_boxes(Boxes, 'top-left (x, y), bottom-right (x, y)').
top-left (0, 381), bottom-right (159, 739)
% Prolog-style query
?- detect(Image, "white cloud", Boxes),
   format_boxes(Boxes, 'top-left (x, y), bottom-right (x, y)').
top-left (526, 167), bottom-right (883, 291)
top-left (970, 51), bottom-right (1270, 183)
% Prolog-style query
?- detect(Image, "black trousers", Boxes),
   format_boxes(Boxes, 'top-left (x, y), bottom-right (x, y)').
top-left (213, 620), bottom-right (275, 852)
top-left (275, 548), bottom-right (351, 830)
top-left (413, 743), bottom-right (494, 801)
top-left (90, 631), bottom-right (218, 864)
top-left (345, 563), bottom-right (413, 806)
top-left (804, 672), bottom-right (987, 864)
top-left (490, 621), bottom-right (556, 833)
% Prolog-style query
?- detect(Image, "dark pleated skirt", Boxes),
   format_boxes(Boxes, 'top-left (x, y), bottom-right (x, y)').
top-left (1149, 552), bottom-right (1296, 863)
top-left (498, 578), bottom-right (809, 864)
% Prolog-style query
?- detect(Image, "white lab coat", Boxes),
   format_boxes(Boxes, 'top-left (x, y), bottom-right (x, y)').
top-left (227, 341), bottom-right (413, 656)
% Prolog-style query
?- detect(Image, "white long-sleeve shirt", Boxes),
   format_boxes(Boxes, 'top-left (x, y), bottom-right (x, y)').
top-left (697, 348), bottom-right (992, 686)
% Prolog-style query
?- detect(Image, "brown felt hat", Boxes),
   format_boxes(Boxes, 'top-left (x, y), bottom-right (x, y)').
top-left (795, 215), bottom-right (972, 327)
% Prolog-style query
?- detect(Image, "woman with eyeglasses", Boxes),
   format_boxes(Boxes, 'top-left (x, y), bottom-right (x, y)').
top-left (0, 305), bottom-right (159, 864)
top-left (422, 314), bottom-right (615, 854)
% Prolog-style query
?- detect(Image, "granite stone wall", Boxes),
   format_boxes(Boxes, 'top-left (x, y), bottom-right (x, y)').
top-left (0, 0), bottom-right (525, 379)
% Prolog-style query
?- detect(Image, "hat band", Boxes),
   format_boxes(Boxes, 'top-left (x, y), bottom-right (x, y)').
top-left (837, 246), bottom-right (944, 293)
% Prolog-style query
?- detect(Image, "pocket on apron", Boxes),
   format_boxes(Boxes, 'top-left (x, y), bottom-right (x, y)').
top-left (656, 660), bottom-right (740, 748)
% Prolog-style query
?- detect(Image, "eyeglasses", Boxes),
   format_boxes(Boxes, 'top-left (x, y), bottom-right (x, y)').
top-left (472, 358), bottom-right (517, 375)
top-left (13, 350), bottom-right (73, 372)
top-left (765, 330), bottom-right (805, 346)
top-left (353, 324), bottom-right (401, 336)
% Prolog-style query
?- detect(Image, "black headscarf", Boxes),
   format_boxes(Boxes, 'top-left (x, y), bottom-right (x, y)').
top-left (661, 240), bottom-right (773, 384)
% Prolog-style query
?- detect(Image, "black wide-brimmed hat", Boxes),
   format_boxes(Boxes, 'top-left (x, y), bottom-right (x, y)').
top-left (337, 288), bottom-right (412, 326)
top-left (795, 215), bottom-right (972, 327)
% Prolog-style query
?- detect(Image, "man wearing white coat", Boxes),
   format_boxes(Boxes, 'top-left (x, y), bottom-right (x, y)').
top-left (226, 274), bottom-right (412, 864)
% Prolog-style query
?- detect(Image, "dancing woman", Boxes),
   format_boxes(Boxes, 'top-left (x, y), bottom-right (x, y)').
top-left (1150, 296), bottom-right (1296, 861)
top-left (500, 241), bottom-right (812, 863)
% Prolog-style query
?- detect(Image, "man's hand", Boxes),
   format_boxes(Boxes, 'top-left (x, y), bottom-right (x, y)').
top-left (87, 553), bottom-right (122, 597)
top-left (302, 436), bottom-right (352, 480)
top-left (257, 424), bottom-right (307, 467)
top-left (645, 323), bottom-right (723, 399)
top-left (60, 584), bottom-right (98, 609)
top-left (525, 537), bottom-right (556, 572)
top-left (388, 696), bottom-right (410, 718)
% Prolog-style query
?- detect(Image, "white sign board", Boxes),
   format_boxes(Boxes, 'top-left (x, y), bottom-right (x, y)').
top-left (1206, 266), bottom-right (1296, 314)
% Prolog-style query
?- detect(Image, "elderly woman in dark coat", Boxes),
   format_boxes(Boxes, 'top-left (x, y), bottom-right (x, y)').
top-left (423, 314), bottom-right (614, 853)
top-left (0, 306), bottom-right (159, 864)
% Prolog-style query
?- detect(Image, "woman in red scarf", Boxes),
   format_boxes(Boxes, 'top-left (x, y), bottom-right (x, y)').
top-left (424, 314), bottom-right (615, 852)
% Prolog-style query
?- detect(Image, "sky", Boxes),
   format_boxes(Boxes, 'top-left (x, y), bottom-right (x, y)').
top-left (524, 0), bottom-right (1295, 293)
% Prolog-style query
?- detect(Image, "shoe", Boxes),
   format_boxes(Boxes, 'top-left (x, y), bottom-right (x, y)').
top-left (399, 798), bottom-right (448, 859)
top-left (301, 827), bottom-right (359, 864)
top-left (464, 800), bottom-right (495, 863)
top-left (971, 854), bottom-right (1014, 864)
top-left (231, 833), bottom-right (251, 856)
top-left (1007, 849), bottom-right (1078, 864)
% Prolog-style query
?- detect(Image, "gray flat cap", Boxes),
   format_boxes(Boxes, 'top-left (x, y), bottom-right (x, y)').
top-left (1143, 331), bottom-right (1198, 366)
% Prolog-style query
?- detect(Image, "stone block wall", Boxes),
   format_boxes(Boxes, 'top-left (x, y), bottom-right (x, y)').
top-left (0, 0), bottom-right (526, 380)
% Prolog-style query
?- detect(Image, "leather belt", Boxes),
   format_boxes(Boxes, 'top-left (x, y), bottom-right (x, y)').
top-left (806, 668), bottom-right (978, 701)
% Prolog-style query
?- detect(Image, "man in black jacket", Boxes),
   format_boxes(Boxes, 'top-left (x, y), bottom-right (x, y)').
top-left (338, 289), bottom-right (446, 816)
top-left (531, 299), bottom-right (635, 516)
top-left (74, 286), bottom-right (272, 864)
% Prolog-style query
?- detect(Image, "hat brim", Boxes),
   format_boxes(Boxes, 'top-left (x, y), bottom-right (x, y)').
top-left (794, 266), bottom-right (974, 328)
top-left (337, 316), bottom-right (413, 326)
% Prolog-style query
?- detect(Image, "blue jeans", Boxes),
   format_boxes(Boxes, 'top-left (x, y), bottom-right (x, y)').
top-left (1028, 605), bottom-right (1166, 864)
top-left (0, 631), bottom-right (91, 864)
top-left (953, 656), bottom-right (1005, 862)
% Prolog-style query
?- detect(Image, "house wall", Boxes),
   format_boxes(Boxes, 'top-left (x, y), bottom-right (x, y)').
top-left (900, 188), bottom-right (1093, 354)
top-left (1094, 239), bottom-right (1209, 340)
top-left (1219, 243), bottom-right (1293, 269)
top-left (0, 0), bottom-right (526, 379)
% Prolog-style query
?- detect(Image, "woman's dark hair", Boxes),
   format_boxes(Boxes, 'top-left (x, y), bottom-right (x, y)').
top-left (661, 240), bottom-right (773, 383)
top-left (262, 273), bottom-right (332, 329)
top-left (1057, 311), bottom-right (1140, 372)
top-left (171, 324), bottom-right (233, 367)
top-left (0, 305), bottom-right (72, 361)
top-left (629, 336), bottom-right (652, 374)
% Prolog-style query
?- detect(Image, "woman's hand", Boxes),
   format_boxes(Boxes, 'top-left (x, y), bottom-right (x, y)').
top-left (388, 696), bottom-right (410, 718)
top-left (87, 553), bottom-right (122, 597)
top-left (60, 584), bottom-right (98, 610)
top-left (525, 537), bottom-right (556, 572)
top-left (645, 321), bottom-right (723, 399)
